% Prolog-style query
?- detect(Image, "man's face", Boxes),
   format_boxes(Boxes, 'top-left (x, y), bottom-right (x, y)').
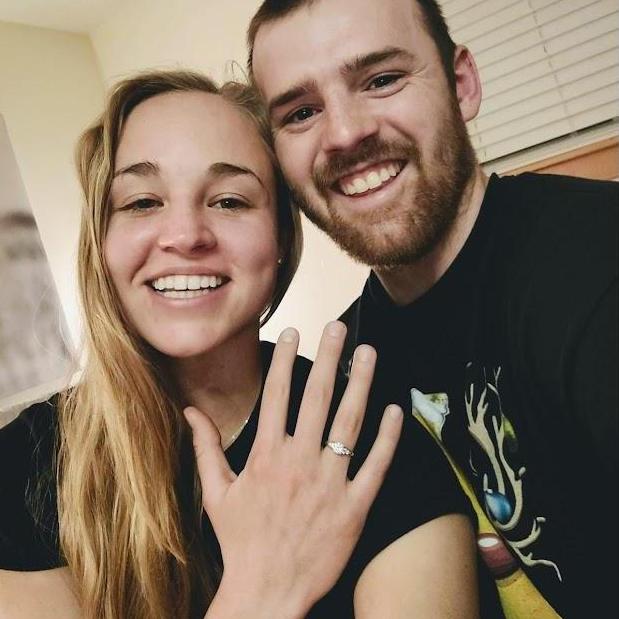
top-left (252, 0), bottom-right (477, 267)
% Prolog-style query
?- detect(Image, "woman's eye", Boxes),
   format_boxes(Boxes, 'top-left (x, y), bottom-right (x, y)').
top-left (124, 198), bottom-right (160, 211)
top-left (367, 74), bottom-right (402, 90)
top-left (211, 197), bottom-right (247, 210)
top-left (286, 106), bottom-right (317, 125)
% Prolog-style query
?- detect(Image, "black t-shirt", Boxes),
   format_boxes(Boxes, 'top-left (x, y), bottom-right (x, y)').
top-left (340, 173), bottom-right (618, 618)
top-left (0, 341), bottom-right (471, 616)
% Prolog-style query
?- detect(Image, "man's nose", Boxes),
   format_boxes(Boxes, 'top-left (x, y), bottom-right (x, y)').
top-left (320, 96), bottom-right (379, 154)
top-left (157, 204), bottom-right (216, 255)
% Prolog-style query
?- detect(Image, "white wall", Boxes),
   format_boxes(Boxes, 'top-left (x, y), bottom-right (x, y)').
top-left (90, 0), bottom-right (368, 359)
top-left (0, 21), bottom-right (105, 349)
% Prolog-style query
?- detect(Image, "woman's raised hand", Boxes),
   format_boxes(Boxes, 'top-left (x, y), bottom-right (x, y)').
top-left (185, 321), bottom-right (403, 619)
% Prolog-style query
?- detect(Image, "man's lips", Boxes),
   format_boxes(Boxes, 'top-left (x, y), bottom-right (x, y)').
top-left (334, 160), bottom-right (405, 196)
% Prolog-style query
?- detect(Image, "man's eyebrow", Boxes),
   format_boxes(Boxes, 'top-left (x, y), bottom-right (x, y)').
top-left (268, 80), bottom-right (318, 117)
top-left (341, 47), bottom-right (415, 76)
top-left (209, 162), bottom-right (265, 188)
top-left (113, 160), bottom-right (160, 178)
top-left (267, 47), bottom-right (413, 117)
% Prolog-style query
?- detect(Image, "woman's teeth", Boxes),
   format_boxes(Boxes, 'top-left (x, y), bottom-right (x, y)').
top-left (151, 274), bottom-right (224, 296)
top-left (340, 162), bottom-right (402, 196)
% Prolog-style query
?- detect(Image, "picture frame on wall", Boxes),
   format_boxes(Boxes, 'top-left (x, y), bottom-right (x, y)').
top-left (0, 114), bottom-right (72, 426)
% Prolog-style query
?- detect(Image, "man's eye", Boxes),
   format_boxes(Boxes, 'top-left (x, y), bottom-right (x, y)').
top-left (211, 197), bottom-right (247, 210)
top-left (367, 74), bottom-right (402, 90)
top-left (286, 106), bottom-right (317, 124)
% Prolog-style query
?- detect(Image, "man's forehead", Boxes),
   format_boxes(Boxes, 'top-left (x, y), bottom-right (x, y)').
top-left (252, 0), bottom-right (425, 93)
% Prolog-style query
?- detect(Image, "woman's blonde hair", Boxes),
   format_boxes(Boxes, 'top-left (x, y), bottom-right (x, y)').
top-left (58, 70), bottom-right (302, 618)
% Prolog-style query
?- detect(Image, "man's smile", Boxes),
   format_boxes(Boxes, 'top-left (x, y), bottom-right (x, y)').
top-left (337, 160), bottom-right (405, 196)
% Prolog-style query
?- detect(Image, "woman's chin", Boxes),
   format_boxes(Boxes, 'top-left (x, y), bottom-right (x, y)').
top-left (148, 337), bottom-right (217, 361)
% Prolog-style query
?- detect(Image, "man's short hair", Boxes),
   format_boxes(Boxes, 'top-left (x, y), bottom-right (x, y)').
top-left (247, 0), bottom-right (457, 89)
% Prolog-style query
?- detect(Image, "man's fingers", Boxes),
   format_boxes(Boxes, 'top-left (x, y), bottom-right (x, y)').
top-left (350, 404), bottom-right (403, 506)
top-left (294, 321), bottom-right (347, 447)
top-left (254, 327), bottom-right (299, 450)
top-left (323, 344), bottom-right (376, 468)
top-left (184, 406), bottom-right (235, 509)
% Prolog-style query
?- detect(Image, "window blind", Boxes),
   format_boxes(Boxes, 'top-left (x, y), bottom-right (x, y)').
top-left (442, 0), bottom-right (619, 163)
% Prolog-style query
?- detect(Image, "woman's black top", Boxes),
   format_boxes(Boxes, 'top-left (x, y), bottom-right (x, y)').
top-left (0, 341), bottom-right (470, 616)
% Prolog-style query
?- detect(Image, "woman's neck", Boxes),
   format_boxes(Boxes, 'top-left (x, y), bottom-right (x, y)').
top-left (171, 328), bottom-right (263, 448)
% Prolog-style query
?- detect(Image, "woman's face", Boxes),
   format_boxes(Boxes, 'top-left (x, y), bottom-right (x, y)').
top-left (105, 91), bottom-right (280, 359)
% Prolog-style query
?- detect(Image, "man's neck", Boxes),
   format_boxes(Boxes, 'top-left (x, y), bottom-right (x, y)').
top-left (374, 168), bottom-right (489, 306)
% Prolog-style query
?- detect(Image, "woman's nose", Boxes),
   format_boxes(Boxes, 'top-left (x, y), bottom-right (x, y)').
top-left (156, 204), bottom-right (216, 254)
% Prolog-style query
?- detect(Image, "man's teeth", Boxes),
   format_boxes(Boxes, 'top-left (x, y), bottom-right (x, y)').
top-left (151, 274), bottom-right (224, 292)
top-left (341, 163), bottom-right (401, 196)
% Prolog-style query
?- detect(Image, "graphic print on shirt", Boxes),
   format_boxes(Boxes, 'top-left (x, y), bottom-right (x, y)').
top-left (411, 373), bottom-right (563, 619)
top-left (464, 364), bottom-right (562, 581)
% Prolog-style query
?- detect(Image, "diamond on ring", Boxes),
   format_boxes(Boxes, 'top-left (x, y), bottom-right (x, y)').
top-left (326, 441), bottom-right (354, 457)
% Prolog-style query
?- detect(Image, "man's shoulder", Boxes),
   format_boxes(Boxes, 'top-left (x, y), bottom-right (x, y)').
top-left (499, 171), bottom-right (618, 202)
top-left (489, 173), bottom-right (617, 276)
top-left (486, 174), bottom-right (617, 369)
top-left (494, 172), bottom-right (618, 230)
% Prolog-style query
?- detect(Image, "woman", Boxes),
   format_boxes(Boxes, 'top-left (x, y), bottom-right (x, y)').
top-left (0, 71), bottom-right (478, 618)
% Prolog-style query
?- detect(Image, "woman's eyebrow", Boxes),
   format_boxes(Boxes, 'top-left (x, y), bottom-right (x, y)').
top-left (209, 162), bottom-right (265, 188)
top-left (112, 160), bottom-right (265, 189)
top-left (113, 160), bottom-right (160, 179)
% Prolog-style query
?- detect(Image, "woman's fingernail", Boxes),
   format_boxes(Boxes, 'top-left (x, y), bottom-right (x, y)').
top-left (280, 327), bottom-right (298, 343)
top-left (355, 344), bottom-right (375, 362)
top-left (326, 321), bottom-right (345, 337)
top-left (387, 405), bottom-right (403, 419)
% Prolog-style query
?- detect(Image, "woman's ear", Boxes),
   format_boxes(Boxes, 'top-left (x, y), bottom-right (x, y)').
top-left (453, 45), bottom-right (482, 122)
top-left (277, 229), bottom-right (290, 267)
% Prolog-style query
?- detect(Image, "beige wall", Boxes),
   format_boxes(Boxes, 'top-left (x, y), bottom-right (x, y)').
top-left (0, 21), bottom-right (104, 349)
top-left (1, 6), bottom-right (367, 363)
top-left (91, 0), bottom-right (257, 86)
top-left (90, 0), bottom-right (368, 358)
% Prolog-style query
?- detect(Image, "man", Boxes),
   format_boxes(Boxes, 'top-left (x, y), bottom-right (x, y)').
top-left (248, 0), bottom-right (618, 617)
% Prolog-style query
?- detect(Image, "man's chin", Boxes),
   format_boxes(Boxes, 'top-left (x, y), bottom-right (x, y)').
top-left (332, 222), bottom-right (428, 267)
top-left (292, 184), bottom-right (451, 266)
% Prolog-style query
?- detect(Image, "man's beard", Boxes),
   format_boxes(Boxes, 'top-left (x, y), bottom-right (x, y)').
top-left (289, 97), bottom-right (477, 267)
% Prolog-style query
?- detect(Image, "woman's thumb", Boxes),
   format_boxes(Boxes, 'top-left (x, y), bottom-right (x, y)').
top-left (184, 406), bottom-right (234, 506)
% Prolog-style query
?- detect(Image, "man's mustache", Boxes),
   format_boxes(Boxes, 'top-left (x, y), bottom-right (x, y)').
top-left (312, 135), bottom-right (422, 195)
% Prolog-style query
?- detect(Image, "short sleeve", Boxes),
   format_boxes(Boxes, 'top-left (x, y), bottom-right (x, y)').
top-left (352, 406), bottom-right (472, 567)
top-left (312, 395), bottom-right (473, 615)
top-left (0, 399), bottom-right (62, 570)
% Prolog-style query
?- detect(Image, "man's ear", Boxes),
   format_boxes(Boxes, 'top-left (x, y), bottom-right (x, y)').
top-left (453, 45), bottom-right (482, 122)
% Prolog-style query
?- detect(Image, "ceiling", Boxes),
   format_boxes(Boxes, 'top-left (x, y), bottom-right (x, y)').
top-left (0, 0), bottom-right (121, 33)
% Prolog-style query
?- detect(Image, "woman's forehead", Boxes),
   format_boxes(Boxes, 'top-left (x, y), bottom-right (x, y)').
top-left (115, 91), bottom-right (273, 178)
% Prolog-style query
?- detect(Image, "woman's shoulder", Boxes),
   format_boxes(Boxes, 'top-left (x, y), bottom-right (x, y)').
top-left (0, 395), bottom-right (62, 571)
top-left (0, 395), bottom-right (58, 465)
